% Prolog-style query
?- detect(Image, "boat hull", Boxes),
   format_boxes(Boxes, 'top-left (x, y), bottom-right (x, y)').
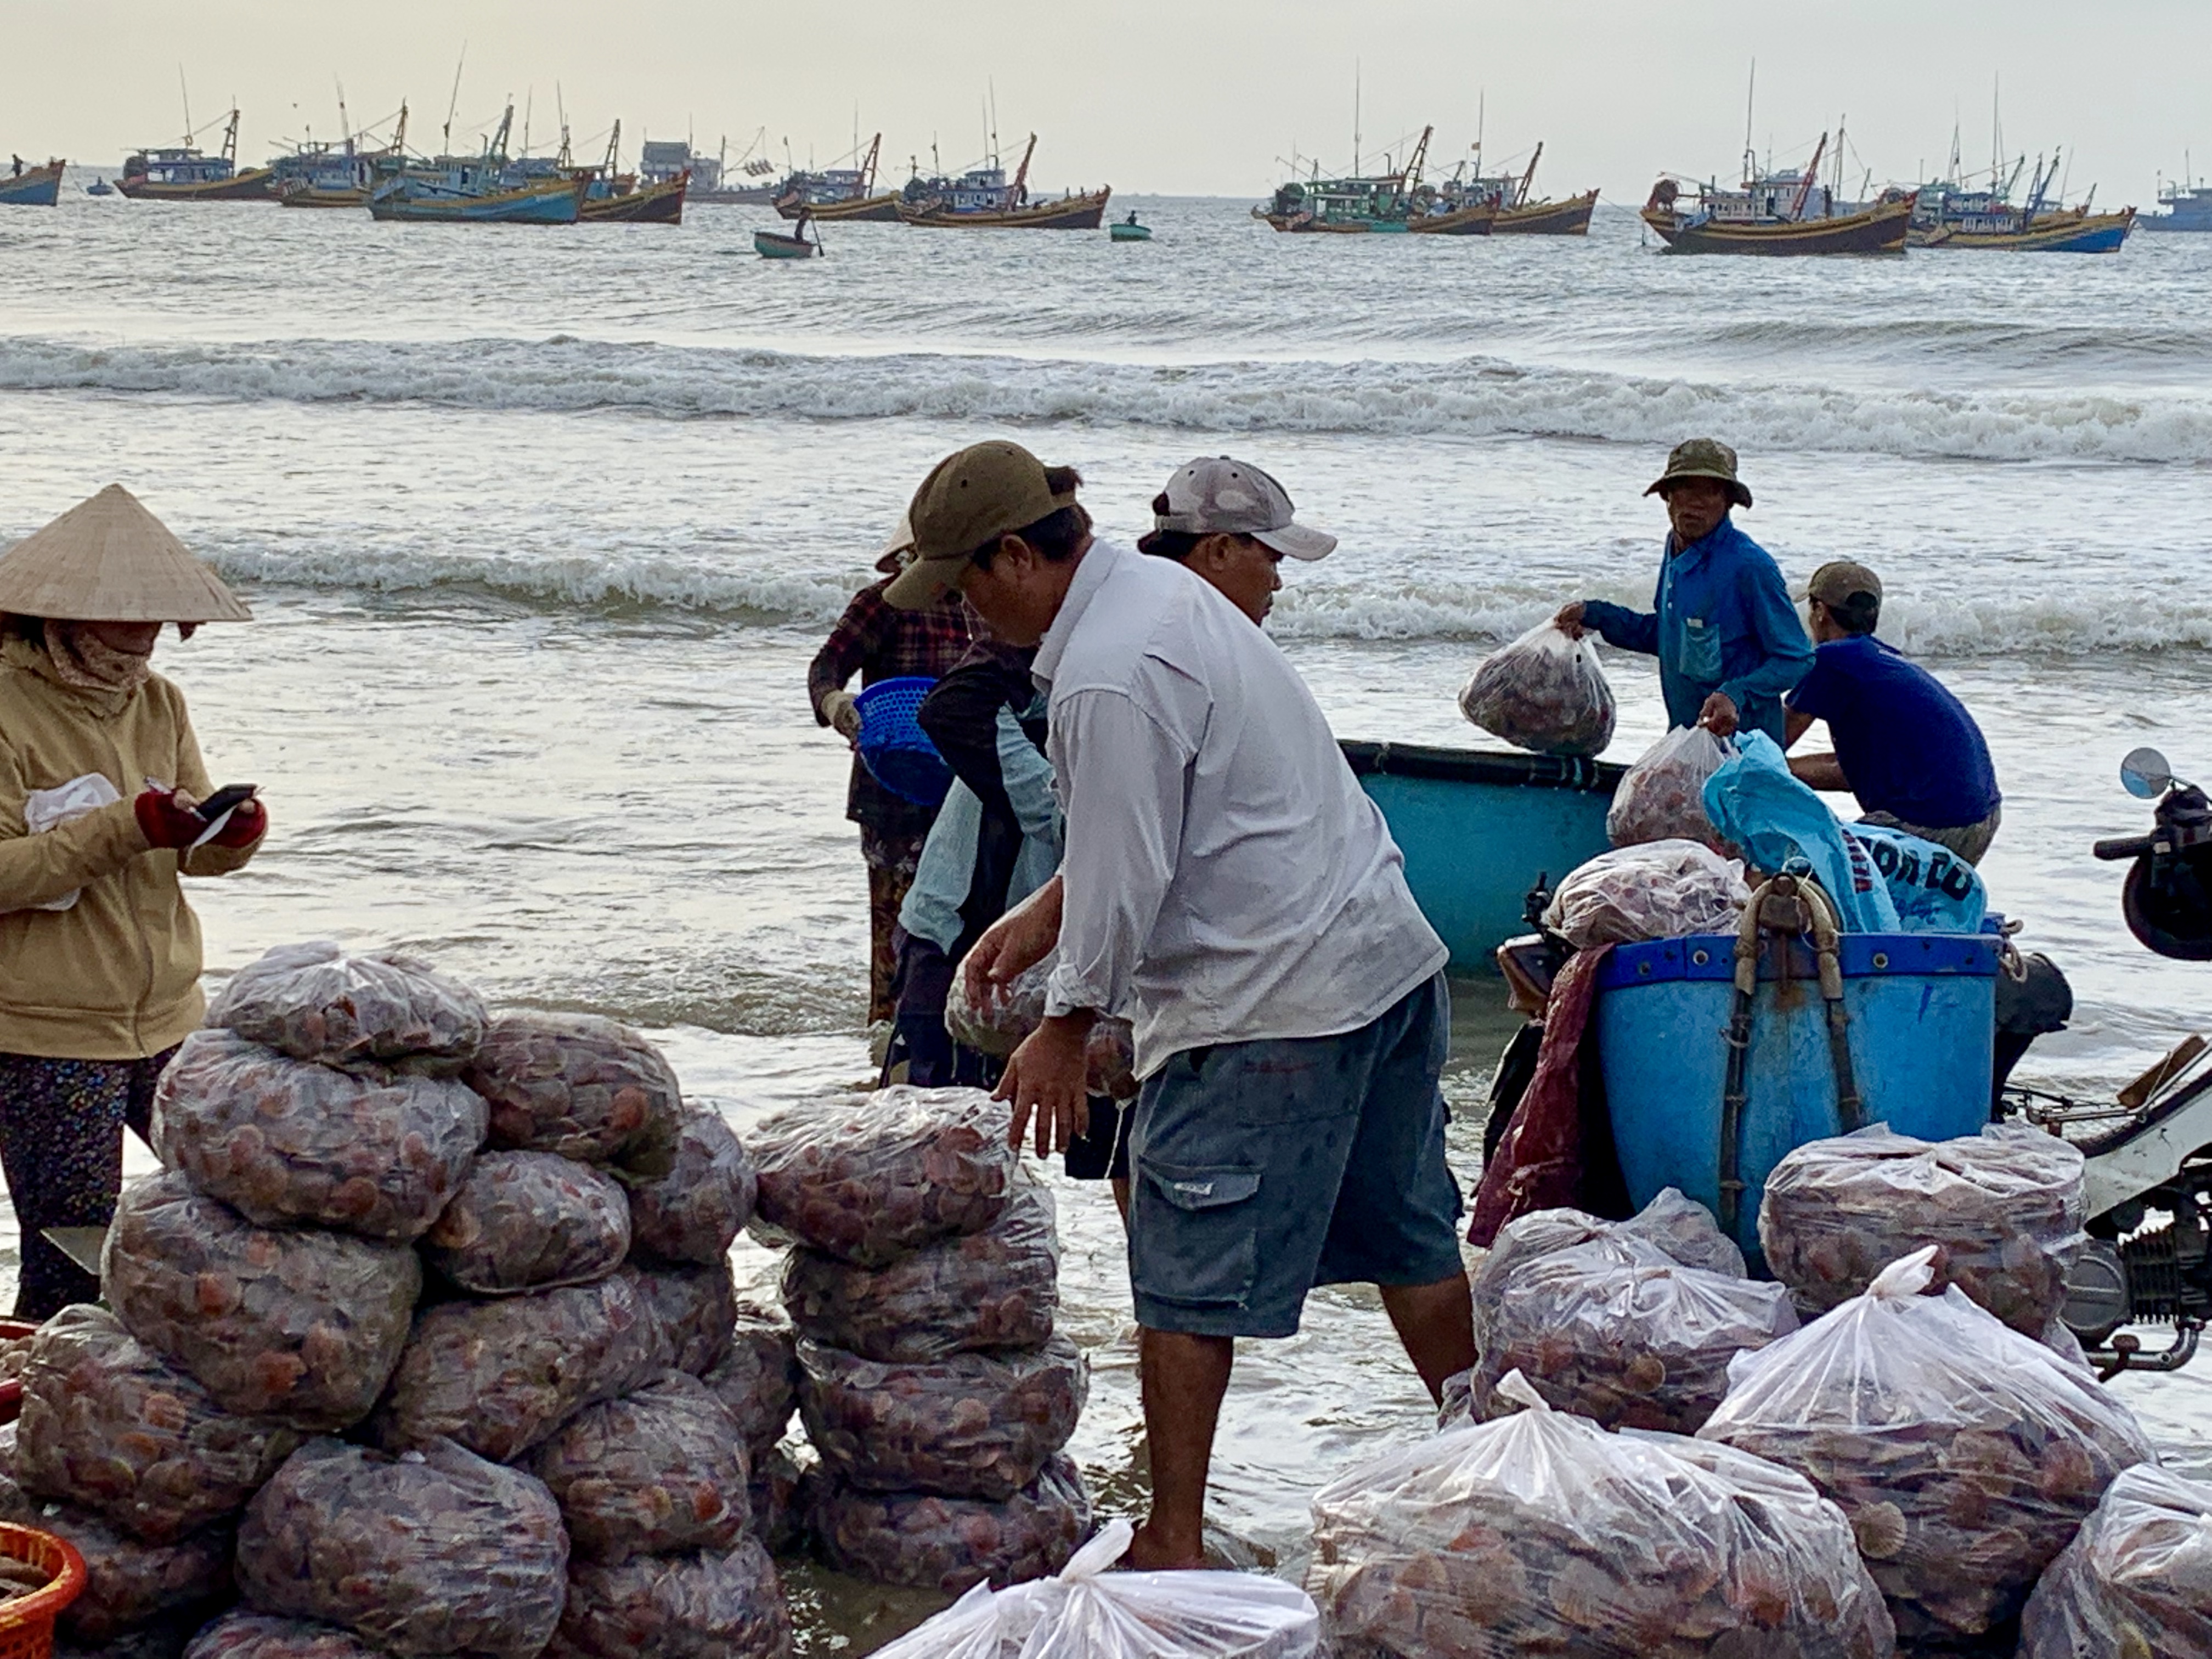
top-left (1493, 189), bottom-right (1600, 235)
top-left (1341, 740), bottom-right (1622, 973)
top-left (1915, 208), bottom-right (2135, 253)
top-left (117, 167), bottom-right (276, 202)
top-left (582, 172), bottom-right (687, 224)
top-left (899, 189), bottom-right (1111, 229)
top-left (1258, 201), bottom-right (1495, 234)
top-left (369, 177), bottom-right (585, 224)
top-left (1642, 196), bottom-right (1912, 255)
top-left (277, 185), bottom-right (370, 208)
top-left (1109, 223), bottom-right (1152, 241)
top-left (777, 191), bottom-right (900, 222)
top-left (0, 162), bottom-right (63, 207)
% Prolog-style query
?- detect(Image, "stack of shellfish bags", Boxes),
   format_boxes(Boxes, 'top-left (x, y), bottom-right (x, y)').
top-left (749, 1086), bottom-right (1091, 1595)
top-left (0, 940), bottom-right (791, 1659)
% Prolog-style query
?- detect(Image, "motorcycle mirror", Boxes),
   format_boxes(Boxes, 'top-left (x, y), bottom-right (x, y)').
top-left (2121, 747), bottom-right (2174, 801)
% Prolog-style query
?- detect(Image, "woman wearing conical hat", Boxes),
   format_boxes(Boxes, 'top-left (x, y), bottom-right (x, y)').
top-left (0, 485), bottom-right (265, 1318)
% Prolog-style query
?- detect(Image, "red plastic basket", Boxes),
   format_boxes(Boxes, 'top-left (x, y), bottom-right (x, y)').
top-left (0, 1522), bottom-right (86, 1659)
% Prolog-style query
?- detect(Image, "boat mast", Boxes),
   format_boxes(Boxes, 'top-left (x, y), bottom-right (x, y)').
top-left (1352, 60), bottom-right (1362, 176)
top-left (1517, 141), bottom-right (1543, 209)
top-left (442, 46), bottom-right (468, 160)
top-left (602, 120), bottom-right (620, 179)
top-left (1787, 132), bottom-right (1827, 221)
top-left (1740, 59), bottom-right (1756, 185)
top-left (861, 133), bottom-right (881, 194)
top-left (221, 109), bottom-right (239, 166)
top-left (178, 67), bottom-right (194, 149)
top-left (1010, 133), bottom-right (1036, 205)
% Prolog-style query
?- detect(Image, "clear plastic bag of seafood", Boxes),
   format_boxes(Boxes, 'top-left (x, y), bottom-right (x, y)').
top-left (549, 1537), bottom-right (792, 1659)
top-left (422, 1150), bottom-right (633, 1296)
top-left (1541, 840), bottom-right (1750, 950)
top-left (1697, 1247), bottom-right (2153, 1645)
top-left (1085, 1018), bottom-right (1139, 1103)
top-left (781, 1177), bottom-right (1058, 1363)
top-left (624, 1106), bottom-right (757, 1266)
top-left (1457, 620), bottom-right (1616, 759)
top-left (1468, 1228), bottom-right (1796, 1433)
top-left (184, 1612), bottom-right (387, 1659)
top-left (797, 1335), bottom-right (1087, 1500)
top-left (0, 1429), bottom-right (233, 1648)
top-left (237, 1437), bottom-right (568, 1659)
top-left (706, 1308), bottom-right (799, 1456)
top-left (524, 1372), bottom-right (751, 1564)
top-left (103, 1171), bottom-right (421, 1432)
top-left (751, 1087), bottom-right (1014, 1268)
top-left (206, 941), bottom-right (486, 1072)
top-left (870, 1517), bottom-right (1321, 1659)
top-left (2018, 1462), bottom-right (2212, 1659)
top-left (810, 1455), bottom-right (1091, 1594)
top-left (468, 1012), bottom-right (684, 1169)
top-left (1606, 726), bottom-right (1734, 851)
top-left (1759, 1122), bottom-right (2088, 1337)
top-left (369, 1271), bottom-right (672, 1463)
top-left (1471, 1190), bottom-right (1747, 1342)
top-left (1307, 1372), bottom-right (1895, 1659)
top-left (943, 957), bottom-right (1052, 1059)
top-left (633, 1257), bottom-right (740, 1376)
top-left (150, 1029), bottom-right (486, 1243)
top-left (15, 1305), bottom-right (299, 1545)
top-left (748, 1447), bottom-right (804, 1555)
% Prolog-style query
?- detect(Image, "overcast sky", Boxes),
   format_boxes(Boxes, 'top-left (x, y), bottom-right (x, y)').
top-left (8, 1), bottom-right (2209, 201)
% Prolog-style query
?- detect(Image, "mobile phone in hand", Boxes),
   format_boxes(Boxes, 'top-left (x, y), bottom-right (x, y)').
top-left (196, 784), bottom-right (259, 820)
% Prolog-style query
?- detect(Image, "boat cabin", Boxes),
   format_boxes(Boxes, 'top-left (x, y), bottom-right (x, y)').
top-left (1693, 169), bottom-right (1835, 224)
top-left (641, 141), bottom-right (716, 193)
top-left (122, 147), bottom-right (236, 187)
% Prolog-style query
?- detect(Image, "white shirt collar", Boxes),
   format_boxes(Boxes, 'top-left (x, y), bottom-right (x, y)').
top-left (1031, 539), bottom-right (1120, 691)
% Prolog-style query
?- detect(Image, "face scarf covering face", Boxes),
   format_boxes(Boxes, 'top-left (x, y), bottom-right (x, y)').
top-left (42, 620), bottom-right (154, 698)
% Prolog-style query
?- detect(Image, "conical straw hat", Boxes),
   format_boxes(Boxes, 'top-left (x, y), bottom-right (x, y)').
top-left (0, 484), bottom-right (250, 624)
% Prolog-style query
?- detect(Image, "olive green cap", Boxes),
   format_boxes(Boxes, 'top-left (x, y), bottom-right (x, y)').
top-left (1645, 437), bottom-right (1753, 509)
top-left (884, 441), bottom-right (1077, 610)
top-left (1808, 560), bottom-right (1883, 609)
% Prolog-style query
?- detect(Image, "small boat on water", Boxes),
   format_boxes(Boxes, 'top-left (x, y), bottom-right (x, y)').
top-left (85, 176), bottom-right (116, 198)
top-left (1642, 133), bottom-right (1912, 255)
top-left (0, 159), bottom-right (64, 207)
top-left (118, 111), bottom-right (275, 201)
top-left (1435, 141), bottom-right (1599, 235)
top-left (755, 215), bottom-right (823, 259)
top-left (899, 135), bottom-right (1109, 229)
top-left (775, 134), bottom-right (901, 222)
top-left (1109, 212), bottom-right (1151, 242)
top-left (1909, 153), bottom-right (2133, 252)
top-left (1257, 128), bottom-right (1496, 234)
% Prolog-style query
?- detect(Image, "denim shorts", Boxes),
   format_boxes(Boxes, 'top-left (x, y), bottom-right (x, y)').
top-left (1125, 974), bottom-right (1465, 1338)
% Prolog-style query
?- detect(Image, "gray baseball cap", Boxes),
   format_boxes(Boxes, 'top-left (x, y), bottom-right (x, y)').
top-left (1153, 456), bottom-right (1337, 561)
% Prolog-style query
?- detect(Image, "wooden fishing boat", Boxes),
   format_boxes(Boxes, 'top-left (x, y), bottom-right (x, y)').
top-left (581, 170), bottom-right (688, 224)
top-left (1909, 157), bottom-right (2134, 253)
top-left (1495, 188), bottom-right (1600, 235)
top-left (0, 160), bottom-right (64, 207)
top-left (118, 111), bottom-right (275, 201)
top-left (776, 134), bottom-right (902, 221)
top-left (1340, 740), bottom-right (1621, 973)
top-left (1437, 143), bottom-right (1599, 235)
top-left (369, 172), bottom-right (586, 224)
top-left (899, 135), bottom-right (1109, 229)
top-left (1919, 207), bottom-right (2134, 252)
top-left (1642, 135), bottom-right (1913, 256)
top-left (1257, 126), bottom-right (1493, 233)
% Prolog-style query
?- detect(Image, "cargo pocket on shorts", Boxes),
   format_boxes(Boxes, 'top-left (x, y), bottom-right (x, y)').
top-left (1132, 1159), bottom-right (1262, 1310)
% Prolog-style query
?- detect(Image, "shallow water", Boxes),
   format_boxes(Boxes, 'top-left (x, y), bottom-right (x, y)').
top-left (4, 187), bottom-right (2212, 1643)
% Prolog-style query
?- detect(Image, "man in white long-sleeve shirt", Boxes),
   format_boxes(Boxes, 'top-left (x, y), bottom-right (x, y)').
top-left (885, 441), bottom-right (1475, 1570)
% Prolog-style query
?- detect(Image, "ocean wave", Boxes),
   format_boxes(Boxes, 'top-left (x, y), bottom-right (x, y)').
top-left (6, 332), bottom-right (2212, 464)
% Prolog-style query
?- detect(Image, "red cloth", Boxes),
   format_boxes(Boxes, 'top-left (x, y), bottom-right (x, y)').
top-left (1468, 944), bottom-right (1613, 1246)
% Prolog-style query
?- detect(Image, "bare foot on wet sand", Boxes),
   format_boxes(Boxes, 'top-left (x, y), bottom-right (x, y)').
top-left (1123, 1521), bottom-right (1207, 1571)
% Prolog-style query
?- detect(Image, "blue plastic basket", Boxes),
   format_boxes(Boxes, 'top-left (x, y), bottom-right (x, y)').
top-left (853, 676), bottom-right (953, 808)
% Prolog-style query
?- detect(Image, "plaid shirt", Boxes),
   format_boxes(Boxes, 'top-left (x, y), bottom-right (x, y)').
top-left (809, 579), bottom-right (979, 835)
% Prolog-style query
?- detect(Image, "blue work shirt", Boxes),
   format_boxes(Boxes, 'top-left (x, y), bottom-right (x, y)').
top-left (1582, 517), bottom-right (1814, 743)
top-left (1786, 634), bottom-right (2001, 829)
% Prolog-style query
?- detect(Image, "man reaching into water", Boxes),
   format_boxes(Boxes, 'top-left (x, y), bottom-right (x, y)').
top-left (884, 441), bottom-right (1475, 1570)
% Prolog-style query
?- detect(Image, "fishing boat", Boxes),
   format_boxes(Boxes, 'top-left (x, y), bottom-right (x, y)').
top-left (1910, 153), bottom-right (2132, 252)
top-left (899, 136), bottom-right (1109, 229)
top-left (118, 111), bottom-right (275, 201)
top-left (368, 170), bottom-right (585, 224)
top-left (1435, 142), bottom-right (1599, 235)
top-left (686, 131), bottom-right (779, 204)
top-left (755, 215), bottom-right (822, 259)
top-left (2142, 175), bottom-right (2212, 232)
top-left (1109, 212), bottom-right (1151, 242)
top-left (274, 106), bottom-right (408, 209)
top-left (1642, 133), bottom-right (1912, 255)
top-left (775, 134), bottom-right (901, 222)
top-left (582, 170), bottom-right (687, 224)
top-left (1257, 129), bottom-right (1496, 234)
top-left (0, 159), bottom-right (64, 207)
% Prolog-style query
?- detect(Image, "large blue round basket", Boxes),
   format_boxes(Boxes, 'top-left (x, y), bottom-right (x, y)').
top-left (854, 676), bottom-right (953, 808)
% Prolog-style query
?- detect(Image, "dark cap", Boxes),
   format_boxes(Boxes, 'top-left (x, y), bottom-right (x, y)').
top-left (1807, 559), bottom-right (1883, 609)
top-left (1645, 437), bottom-right (1753, 509)
top-left (884, 441), bottom-right (1078, 610)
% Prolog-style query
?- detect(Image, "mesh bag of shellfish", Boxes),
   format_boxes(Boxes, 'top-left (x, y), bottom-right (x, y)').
top-left (184, 1612), bottom-right (387, 1659)
top-left (421, 1150), bottom-right (633, 1296)
top-left (467, 1011), bottom-right (685, 1169)
top-left (237, 1437), bottom-right (569, 1659)
top-left (1308, 1372), bottom-right (1895, 1659)
top-left (103, 1170), bottom-right (421, 1432)
top-left (943, 955), bottom-right (1053, 1059)
top-left (548, 1536), bottom-right (792, 1659)
top-left (750, 1087), bottom-right (1014, 1268)
top-left (1468, 1231), bottom-right (1797, 1433)
top-left (15, 1305), bottom-right (299, 1546)
top-left (1606, 727), bottom-right (1734, 851)
top-left (797, 1335), bottom-right (1087, 1500)
top-left (1457, 620), bottom-right (1617, 758)
top-left (633, 1256), bottom-right (740, 1376)
top-left (0, 1427), bottom-right (233, 1649)
top-left (706, 1308), bottom-right (799, 1457)
top-left (2018, 1462), bottom-right (2212, 1659)
top-left (1541, 840), bottom-right (1750, 950)
top-left (206, 941), bottom-right (487, 1073)
top-left (523, 1372), bottom-right (751, 1565)
top-left (869, 1517), bottom-right (1321, 1659)
top-left (781, 1177), bottom-right (1058, 1363)
top-left (368, 1271), bottom-right (672, 1463)
top-left (150, 1029), bottom-right (486, 1243)
top-left (809, 1455), bottom-right (1091, 1595)
top-left (624, 1106), bottom-right (757, 1266)
top-left (1759, 1122), bottom-right (2088, 1338)
top-left (1697, 1247), bottom-right (2153, 1646)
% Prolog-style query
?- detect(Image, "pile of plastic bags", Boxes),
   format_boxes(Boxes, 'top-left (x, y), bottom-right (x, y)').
top-left (2019, 1463), bottom-right (2212, 1657)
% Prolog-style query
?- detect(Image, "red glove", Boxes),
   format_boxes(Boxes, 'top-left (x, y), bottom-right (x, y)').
top-left (210, 798), bottom-right (266, 849)
top-left (134, 788), bottom-right (204, 850)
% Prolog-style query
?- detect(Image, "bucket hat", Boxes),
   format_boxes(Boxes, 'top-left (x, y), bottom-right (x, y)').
top-left (1148, 456), bottom-right (1336, 560)
top-left (0, 484), bottom-right (250, 623)
top-left (1644, 438), bottom-right (1753, 509)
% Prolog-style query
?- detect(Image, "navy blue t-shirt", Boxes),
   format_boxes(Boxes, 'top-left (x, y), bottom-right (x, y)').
top-left (1786, 635), bottom-right (2000, 828)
